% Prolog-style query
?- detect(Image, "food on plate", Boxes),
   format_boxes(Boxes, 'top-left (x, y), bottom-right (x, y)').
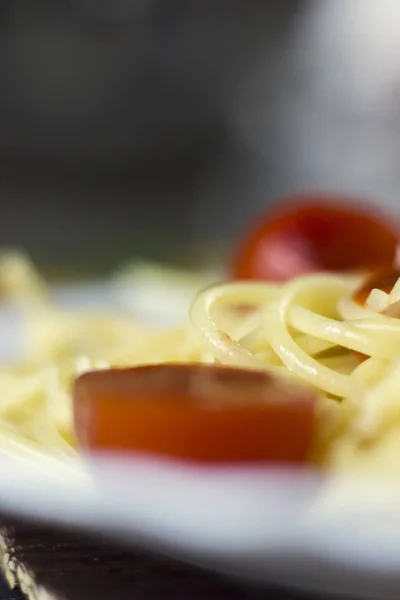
top-left (1, 197), bottom-right (400, 477)
top-left (74, 364), bottom-right (316, 463)
top-left (232, 195), bottom-right (399, 281)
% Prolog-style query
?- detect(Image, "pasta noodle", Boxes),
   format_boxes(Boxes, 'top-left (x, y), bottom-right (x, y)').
top-left (2, 250), bottom-right (400, 478)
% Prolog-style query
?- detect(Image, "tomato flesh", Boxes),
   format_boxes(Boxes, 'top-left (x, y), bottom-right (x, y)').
top-left (73, 364), bottom-right (316, 464)
top-left (232, 196), bottom-right (400, 281)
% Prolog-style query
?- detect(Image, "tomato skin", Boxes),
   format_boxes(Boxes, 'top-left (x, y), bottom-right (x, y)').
top-left (232, 196), bottom-right (400, 281)
top-left (73, 364), bottom-right (316, 464)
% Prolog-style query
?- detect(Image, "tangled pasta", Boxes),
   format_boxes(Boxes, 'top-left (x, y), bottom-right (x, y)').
top-left (2, 250), bottom-right (400, 478)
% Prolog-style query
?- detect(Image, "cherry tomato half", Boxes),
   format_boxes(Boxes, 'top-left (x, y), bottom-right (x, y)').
top-left (232, 196), bottom-right (400, 281)
top-left (74, 364), bottom-right (316, 464)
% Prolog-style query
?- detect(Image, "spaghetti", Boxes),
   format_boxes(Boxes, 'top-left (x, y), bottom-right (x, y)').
top-left (1, 250), bottom-right (400, 477)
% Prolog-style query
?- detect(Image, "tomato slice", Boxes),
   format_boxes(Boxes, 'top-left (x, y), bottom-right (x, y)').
top-left (232, 196), bottom-right (400, 281)
top-left (73, 364), bottom-right (316, 464)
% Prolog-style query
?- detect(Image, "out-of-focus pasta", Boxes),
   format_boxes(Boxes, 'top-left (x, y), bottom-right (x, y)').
top-left (0, 252), bottom-right (210, 467)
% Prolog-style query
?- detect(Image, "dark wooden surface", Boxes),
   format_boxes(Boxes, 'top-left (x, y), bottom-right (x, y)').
top-left (0, 519), bottom-right (317, 600)
top-left (0, 577), bottom-right (20, 600)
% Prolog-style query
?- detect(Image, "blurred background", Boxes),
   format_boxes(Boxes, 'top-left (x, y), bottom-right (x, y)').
top-left (2, 0), bottom-right (400, 272)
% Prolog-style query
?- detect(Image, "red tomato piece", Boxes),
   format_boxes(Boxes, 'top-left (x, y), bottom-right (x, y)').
top-left (232, 196), bottom-right (400, 281)
top-left (73, 364), bottom-right (316, 464)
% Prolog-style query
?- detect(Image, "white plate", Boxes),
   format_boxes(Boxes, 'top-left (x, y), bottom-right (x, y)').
top-left (1, 280), bottom-right (400, 599)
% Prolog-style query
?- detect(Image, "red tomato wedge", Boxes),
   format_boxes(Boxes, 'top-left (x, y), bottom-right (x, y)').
top-left (232, 196), bottom-right (400, 281)
top-left (73, 364), bottom-right (316, 464)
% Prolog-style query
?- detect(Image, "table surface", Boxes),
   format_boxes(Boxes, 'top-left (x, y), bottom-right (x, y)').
top-left (0, 573), bottom-right (312, 600)
top-left (0, 518), bottom-right (319, 600)
top-left (0, 578), bottom-right (20, 600)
